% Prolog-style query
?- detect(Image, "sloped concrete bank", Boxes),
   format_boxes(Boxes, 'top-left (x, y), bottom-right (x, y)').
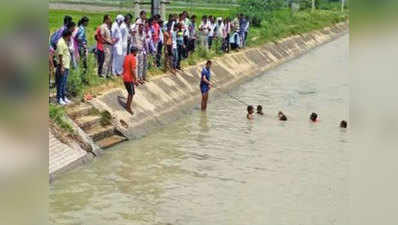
top-left (49, 22), bottom-right (348, 179)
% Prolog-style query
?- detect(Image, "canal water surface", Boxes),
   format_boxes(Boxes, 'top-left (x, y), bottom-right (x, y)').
top-left (50, 35), bottom-right (349, 225)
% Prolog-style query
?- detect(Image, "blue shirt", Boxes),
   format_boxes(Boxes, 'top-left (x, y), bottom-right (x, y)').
top-left (200, 67), bottom-right (211, 87)
top-left (76, 25), bottom-right (87, 47)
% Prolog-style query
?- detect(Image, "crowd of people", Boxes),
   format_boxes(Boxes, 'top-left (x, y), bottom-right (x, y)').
top-left (49, 10), bottom-right (250, 106)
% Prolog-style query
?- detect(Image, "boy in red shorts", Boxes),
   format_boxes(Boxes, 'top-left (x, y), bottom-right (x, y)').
top-left (122, 47), bottom-right (138, 114)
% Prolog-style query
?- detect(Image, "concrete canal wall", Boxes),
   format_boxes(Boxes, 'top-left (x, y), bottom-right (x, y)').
top-left (49, 22), bottom-right (348, 180)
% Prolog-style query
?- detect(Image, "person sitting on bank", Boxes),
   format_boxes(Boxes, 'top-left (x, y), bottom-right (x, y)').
top-left (257, 105), bottom-right (264, 115)
top-left (122, 47), bottom-right (139, 114)
top-left (247, 105), bottom-right (254, 120)
top-left (310, 112), bottom-right (318, 122)
top-left (278, 111), bottom-right (288, 121)
top-left (340, 120), bottom-right (347, 128)
top-left (200, 60), bottom-right (213, 111)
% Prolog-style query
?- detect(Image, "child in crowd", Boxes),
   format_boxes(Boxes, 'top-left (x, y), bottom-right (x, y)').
top-left (247, 105), bottom-right (254, 120)
top-left (278, 111), bottom-right (288, 121)
top-left (257, 105), bottom-right (264, 115)
top-left (310, 112), bottom-right (318, 122)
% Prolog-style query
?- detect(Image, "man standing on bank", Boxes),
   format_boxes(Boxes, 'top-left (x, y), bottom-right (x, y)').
top-left (200, 60), bottom-right (213, 111)
top-left (122, 47), bottom-right (139, 114)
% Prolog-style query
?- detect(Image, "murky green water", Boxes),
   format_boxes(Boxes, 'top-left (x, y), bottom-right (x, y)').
top-left (50, 35), bottom-right (349, 225)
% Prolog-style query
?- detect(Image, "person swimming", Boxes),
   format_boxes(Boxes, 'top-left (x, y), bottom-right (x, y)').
top-left (310, 112), bottom-right (318, 122)
top-left (257, 105), bottom-right (264, 115)
top-left (278, 111), bottom-right (288, 121)
top-left (340, 120), bottom-right (347, 128)
top-left (247, 105), bottom-right (254, 120)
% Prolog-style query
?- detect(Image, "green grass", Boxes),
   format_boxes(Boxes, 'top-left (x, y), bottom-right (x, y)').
top-left (49, 105), bottom-right (74, 133)
top-left (49, 8), bottom-right (348, 99)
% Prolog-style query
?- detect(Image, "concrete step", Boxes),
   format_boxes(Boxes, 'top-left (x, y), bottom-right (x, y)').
top-left (66, 104), bottom-right (94, 119)
top-left (75, 115), bottom-right (102, 130)
top-left (86, 125), bottom-right (115, 142)
top-left (96, 135), bottom-right (127, 149)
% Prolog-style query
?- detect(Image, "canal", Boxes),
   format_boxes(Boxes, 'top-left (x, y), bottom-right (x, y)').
top-left (50, 35), bottom-right (349, 225)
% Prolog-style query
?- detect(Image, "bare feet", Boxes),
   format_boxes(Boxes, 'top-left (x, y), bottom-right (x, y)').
top-left (126, 107), bottom-right (134, 115)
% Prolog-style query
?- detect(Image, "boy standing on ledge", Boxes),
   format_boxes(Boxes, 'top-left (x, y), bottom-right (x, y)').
top-left (200, 60), bottom-right (213, 111)
top-left (122, 47), bottom-right (138, 114)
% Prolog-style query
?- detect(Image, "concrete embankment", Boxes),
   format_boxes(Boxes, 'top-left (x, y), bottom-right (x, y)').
top-left (49, 22), bottom-right (348, 180)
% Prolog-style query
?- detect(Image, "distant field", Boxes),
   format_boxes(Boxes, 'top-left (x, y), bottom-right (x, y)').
top-left (49, 0), bottom-right (239, 10)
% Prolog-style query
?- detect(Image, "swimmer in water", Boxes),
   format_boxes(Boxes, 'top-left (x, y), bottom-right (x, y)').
top-left (278, 111), bottom-right (288, 121)
top-left (310, 112), bottom-right (318, 122)
top-left (340, 120), bottom-right (347, 128)
top-left (247, 105), bottom-right (254, 120)
top-left (257, 105), bottom-right (264, 115)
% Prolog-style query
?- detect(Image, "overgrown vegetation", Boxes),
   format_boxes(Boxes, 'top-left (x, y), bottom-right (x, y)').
top-left (49, 105), bottom-right (74, 133)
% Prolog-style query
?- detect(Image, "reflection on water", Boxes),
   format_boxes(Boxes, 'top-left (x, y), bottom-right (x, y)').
top-left (50, 35), bottom-right (349, 225)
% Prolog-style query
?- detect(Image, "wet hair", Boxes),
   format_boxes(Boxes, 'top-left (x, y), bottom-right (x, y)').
top-left (78, 16), bottom-right (89, 26)
top-left (278, 111), bottom-right (287, 121)
top-left (340, 120), bottom-right (347, 128)
top-left (64, 15), bottom-right (72, 26)
top-left (62, 29), bottom-right (72, 38)
top-left (103, 14), bottom-right (110, 23)
top-left (257, 105), bottom-right (263, 112)
top-left (310, 112), bottom-right (318, 122)
top-left (247, 105), bottom-right (254, 113)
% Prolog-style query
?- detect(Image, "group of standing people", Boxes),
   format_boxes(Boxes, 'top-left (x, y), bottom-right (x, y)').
top-left (49, 11), bottom-right (250, 106)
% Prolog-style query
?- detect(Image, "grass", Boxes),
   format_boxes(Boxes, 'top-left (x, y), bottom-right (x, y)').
top-left (49, 7), bottom-right (348, 100)
top-left (49, 105), bottom-right (74, 133)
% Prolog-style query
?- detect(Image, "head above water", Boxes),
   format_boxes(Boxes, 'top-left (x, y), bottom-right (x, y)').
top-left (257, 105), bottom-right (263, 113)
top-left (310, 112), bottom-right (318, 122)
top-left (278, 111), bottom-right (287, 121)
top-left (340, 120), bottom-right (347, 128)
top-left (247, 105), bottom-right (254, 114)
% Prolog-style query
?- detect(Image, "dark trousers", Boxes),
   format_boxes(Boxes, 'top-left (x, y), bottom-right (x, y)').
top-left (56, 66), bottom-right (69, 101)
top-left (177, 44), bottom-right (183, 69)
top-left (208, 36), bottom-right (214, 49)
top-left (156, 41), bottom-right (163, 67)
top-left (183, 36), bottom-right (189, 58)
top-left (97, 49), bottom-right (105, 76)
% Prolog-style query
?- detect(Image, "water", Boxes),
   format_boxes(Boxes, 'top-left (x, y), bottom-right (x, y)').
top-left (49, 35), bottom-right (349, 225)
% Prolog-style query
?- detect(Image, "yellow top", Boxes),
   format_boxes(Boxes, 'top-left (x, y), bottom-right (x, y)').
top-left (56, 38), bottom-right (71, 69)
